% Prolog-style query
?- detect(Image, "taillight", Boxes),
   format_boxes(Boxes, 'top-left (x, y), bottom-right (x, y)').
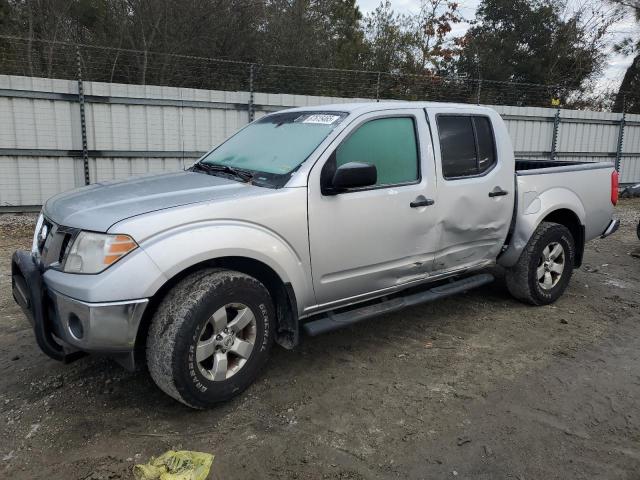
top-left (611, 170), bottom-right (619, 206)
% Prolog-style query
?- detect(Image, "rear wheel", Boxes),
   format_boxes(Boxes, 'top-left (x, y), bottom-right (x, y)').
top-left (146, 268), bottom-right (274, 408)
top-left (506, 222), bottom-right (575, 305)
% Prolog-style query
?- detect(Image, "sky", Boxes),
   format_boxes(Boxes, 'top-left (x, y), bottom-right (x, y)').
top-left (357, 0), bottom-right (638, 90)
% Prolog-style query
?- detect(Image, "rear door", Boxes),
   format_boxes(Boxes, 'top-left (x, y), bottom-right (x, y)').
top-left (426, 107), bottom-right (514, 273)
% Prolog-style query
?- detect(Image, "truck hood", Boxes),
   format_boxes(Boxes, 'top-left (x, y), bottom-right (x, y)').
top-left (44, 171), bottom-right (258, 232)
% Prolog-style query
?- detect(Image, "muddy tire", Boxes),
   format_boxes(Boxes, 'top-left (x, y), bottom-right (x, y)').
top-left (506, 222), bottom-right (575, 306)
top-left (146, 268), bottom-right (275, 409)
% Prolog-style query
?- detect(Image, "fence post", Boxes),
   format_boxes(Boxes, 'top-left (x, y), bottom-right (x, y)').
top-left (375, 72), bottom-right (381, 102)
top-left (550, 107), bottom-right (561, 161)
top-left (75, 46), bottom-right (90, 186)
top-left (615, 95), bottom-right (626, 173)
top-left (248, 63), bottom-right (255, 122)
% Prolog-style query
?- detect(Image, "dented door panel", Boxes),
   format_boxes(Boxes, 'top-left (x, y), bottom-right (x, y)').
top-left (426, 107), bottom-right (515, 273)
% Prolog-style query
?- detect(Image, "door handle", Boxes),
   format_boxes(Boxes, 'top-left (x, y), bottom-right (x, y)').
top-left (410, 196), bottom-right (435, 208)
top-left (488, 187), bottom-right (508, 197)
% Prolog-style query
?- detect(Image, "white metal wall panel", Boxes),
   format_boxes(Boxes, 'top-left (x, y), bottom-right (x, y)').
top-left (0, 74), bottom-right (76, 94)
top-left (557, 120), bottom-right (618, 153)
top-left (0, 156), bottom-right (76, 206)
top-left (0, 97), bottom-right (76, 149)
top-left (505, 118), bottom-right (553, 153)
top-left (492, 105), bottom-right (555, 153)
top-left (624, 121), bottom-right (640, 153)
top-left (81, 81), bottom-right (254, 153)
top-left (2, 73), bottom-right (640, 208)
top-left (0, 75), bottom-right (78, 151)
top-left (619, 157), bottom-right (640, 184)
top-left (619, 113), bottom-right (640, 184)
top-left (90, 157), bottom-right (185, 183)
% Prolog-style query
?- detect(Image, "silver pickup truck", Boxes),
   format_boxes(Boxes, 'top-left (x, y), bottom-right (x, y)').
top-left (12, 102), bottom-right (619, 408)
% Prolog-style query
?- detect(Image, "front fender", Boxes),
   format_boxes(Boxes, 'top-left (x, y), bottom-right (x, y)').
top-left (498, 186), bottom-right (586, 267)
top-left (140, 220), bottom-right (314, 312)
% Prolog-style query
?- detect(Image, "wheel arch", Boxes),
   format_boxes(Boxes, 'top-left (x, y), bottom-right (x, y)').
top-left (499, 186), bottom-right (587, 268)
top-left (135, 256), bottom-right (300, 357)
top-left (541, 208), bottom-right (585, 267)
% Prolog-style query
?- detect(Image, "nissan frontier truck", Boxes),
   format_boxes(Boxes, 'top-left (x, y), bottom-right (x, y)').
top-left (12, 102), bottom-right (620, 408)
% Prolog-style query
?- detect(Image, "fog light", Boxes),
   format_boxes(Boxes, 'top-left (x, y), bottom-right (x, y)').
top-left (68, 313), bottom-right (84, 339)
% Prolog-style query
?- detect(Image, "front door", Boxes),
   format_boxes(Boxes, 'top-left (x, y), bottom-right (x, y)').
top-left (307, 109), bottom-right (440, 308)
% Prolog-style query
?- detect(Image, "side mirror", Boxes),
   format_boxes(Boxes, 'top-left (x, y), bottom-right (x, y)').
top-left (328, 162), bottom-right (377, 193)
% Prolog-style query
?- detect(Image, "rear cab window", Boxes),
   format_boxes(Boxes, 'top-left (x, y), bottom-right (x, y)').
top-left (436, 114), bottom-right (497, 179)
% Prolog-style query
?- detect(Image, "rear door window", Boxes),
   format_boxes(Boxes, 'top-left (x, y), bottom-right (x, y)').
top-left (437, 116), bottom-right (477, 178)
top-left (474, 117), bottom-right (496, 173)
top-left (437, 115), bottom-right (496, 179)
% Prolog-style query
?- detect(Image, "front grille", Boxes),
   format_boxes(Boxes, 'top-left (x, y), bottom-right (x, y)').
top-left (36, 218), bottom-right (77, 269)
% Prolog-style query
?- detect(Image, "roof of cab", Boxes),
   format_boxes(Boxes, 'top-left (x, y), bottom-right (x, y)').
top-left (277, 101), bottom-right (495, 115)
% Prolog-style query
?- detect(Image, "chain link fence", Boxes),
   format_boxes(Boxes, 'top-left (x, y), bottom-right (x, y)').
top-left (1, 36), bottom-right (639, 209)
top-left (0, 35), bottom-right (636, 113)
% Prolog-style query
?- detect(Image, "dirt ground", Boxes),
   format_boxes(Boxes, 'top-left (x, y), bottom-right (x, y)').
top-left (1, 200), bottom-right (639, 480)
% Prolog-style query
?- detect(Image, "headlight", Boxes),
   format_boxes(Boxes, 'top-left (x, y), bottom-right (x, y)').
top-left (63, 232), bottom-right (138, 274)
top-left (31, 213), bottom-right (45, 256)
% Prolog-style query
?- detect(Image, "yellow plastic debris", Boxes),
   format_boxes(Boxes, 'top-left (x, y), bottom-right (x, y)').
top-left (133, 450), bottom-right (214, 480)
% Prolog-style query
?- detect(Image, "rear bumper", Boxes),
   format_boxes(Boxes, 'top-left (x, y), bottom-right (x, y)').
top-left (11, 250), bottom-right (148, 363)
top-left (601, 218), bottom-right (620, 238)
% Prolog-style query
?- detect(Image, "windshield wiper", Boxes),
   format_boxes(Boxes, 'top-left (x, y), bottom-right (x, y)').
top-left (191, 162), bottom-right (254, 183)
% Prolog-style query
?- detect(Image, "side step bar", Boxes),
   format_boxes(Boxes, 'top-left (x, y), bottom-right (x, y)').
top-left (303, 273), bottom-right (494, 336)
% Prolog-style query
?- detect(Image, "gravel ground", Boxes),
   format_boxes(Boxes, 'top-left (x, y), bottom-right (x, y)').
top-left (1, 200), bottom-right (639, 480)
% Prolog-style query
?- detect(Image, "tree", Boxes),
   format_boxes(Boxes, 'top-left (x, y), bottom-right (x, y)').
top-left (407, 0), bottom-right (463, 74)
top-left (361, 0), bottom-right (463, 74)
top-left (361, 1), bottom-right (414, 73)
top-left (361, 0), bottom-right (465, 101)
top-left (260, 0), bottom-right (364, 68)
top-left (0, 0), bottom-right (626, 110)
top-left (456, 0), bottom-right (619, 105)
top-left (610, 0), bottom-right (640, 112)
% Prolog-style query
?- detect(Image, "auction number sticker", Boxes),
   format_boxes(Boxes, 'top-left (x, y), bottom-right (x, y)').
top-left (301, 114), bottom-right (342, 125)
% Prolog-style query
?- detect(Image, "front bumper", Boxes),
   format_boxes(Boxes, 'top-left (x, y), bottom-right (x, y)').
top-left (48, 290), bottom-right (148, 352)
top-left (11, 250), bottom-right (148, 365)
top-left (601, 218), bottom-right (620, 238)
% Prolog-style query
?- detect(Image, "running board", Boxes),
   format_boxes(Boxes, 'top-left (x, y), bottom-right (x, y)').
top-left (302, 273), bottom-right (494, 336)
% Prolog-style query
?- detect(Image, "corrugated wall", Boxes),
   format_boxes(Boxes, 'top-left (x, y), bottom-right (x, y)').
top-left (1, 74), bottom-right (639, 208)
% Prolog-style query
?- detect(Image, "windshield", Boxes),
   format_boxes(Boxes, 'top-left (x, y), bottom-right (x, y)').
top-left (198, 111), bottom-right (347, 187)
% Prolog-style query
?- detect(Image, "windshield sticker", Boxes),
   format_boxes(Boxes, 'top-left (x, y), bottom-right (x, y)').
top-left (300, 114), bottom-right (342, 125)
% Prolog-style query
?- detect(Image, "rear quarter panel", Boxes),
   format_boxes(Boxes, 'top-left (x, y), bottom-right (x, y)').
top-left (499, 163), bottom-right (615, 267)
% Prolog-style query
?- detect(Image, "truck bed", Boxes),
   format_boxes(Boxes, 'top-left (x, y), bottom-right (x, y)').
top-left (503, 158), bottom-right (616, 267)
top-left (515, 159), bottom-right (611, 175)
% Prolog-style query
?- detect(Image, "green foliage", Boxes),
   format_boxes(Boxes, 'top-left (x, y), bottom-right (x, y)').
top-left (0, 0), bottom-right (10, 28)
top-left (0, 0), bottom-right (627, 110)
top-left (456, 0), bottom-right (617, 105)
top-left (361, 0), bottom-right (463, 74)
top-left (260, 0), bottom-right (365, 68)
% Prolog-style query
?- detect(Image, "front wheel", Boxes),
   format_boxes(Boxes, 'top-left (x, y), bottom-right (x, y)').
top-left (146, 268), bottom-right (275, 408)
top-left (506, 222), bottom-right (575, 305)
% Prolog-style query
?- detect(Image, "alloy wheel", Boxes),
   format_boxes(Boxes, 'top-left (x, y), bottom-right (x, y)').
top-left (195, 303), bottom-right (257, 381)
top-left (537, 242), bottom-right (565, 290)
